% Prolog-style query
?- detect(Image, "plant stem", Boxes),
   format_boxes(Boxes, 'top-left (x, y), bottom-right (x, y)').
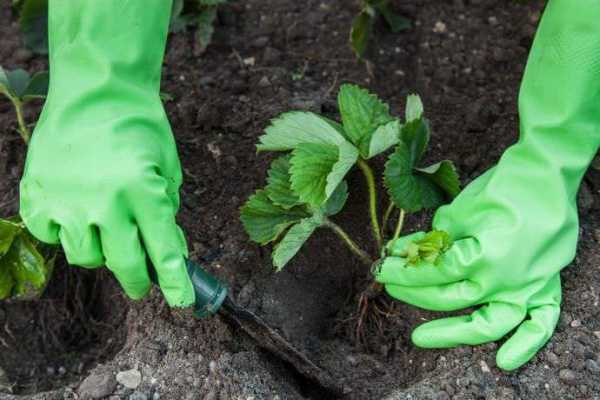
top-left (357, 158), bottom-right (382, 249)
top-left (393, 209), bottom-right (405, 240)
top-left (325, 218), bottom-right (374, 266)
top-left (12, 98), bottom-right (30, 145)
top-left (381, 201), bottom-right (394, 236)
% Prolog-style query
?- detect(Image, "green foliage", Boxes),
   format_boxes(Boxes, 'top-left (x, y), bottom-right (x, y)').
top-left (384, 96), bottom-right (460, 212)
top-left (169, 0), bottom-right (230, 53)
top-left (13, 0), bottom-right (228, 55)
top-left (398, 230), bottom-right (452, 266)
top-left (16, 0), bottom-right (48, 55)
top-left (242, 84), bottom-right (460, 271)
top-left (0, 65), bottom-right (49, 143)
top-left (0, 66), bottom-right (48, 101)
top-left (350, 0), bottom-right (410, 58)
top-left (0, 218), bottom-right (55, 300)
top-left (337, 84), bottom-right (396, 157)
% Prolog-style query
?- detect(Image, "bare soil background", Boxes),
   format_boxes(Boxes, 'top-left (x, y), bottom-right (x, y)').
top-left (2, 0), bottom-right (600, 399)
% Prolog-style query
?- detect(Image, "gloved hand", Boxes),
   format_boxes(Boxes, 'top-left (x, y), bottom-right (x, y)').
top-left (376, 0), bottom-right (600, 370)
top-left (19, 0), bottom-right (194, 307)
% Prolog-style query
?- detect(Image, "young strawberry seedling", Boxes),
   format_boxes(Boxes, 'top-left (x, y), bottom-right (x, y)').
top-left (1, 66), bottom-right (53, 301)
top-left (0, 65), bottom-right (48, 144)
top-left (241, 84), bottom-right (460, 344)
top-left (350, 0), bottom-right (411, 59)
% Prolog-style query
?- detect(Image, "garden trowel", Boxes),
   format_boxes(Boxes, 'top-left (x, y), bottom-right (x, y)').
top-left (149, 259), bottom-right (342, 396)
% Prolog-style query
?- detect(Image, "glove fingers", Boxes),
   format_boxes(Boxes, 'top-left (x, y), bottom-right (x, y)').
top-left (378, 237), bottom-right (480, 287)
top-left (412, 302), bottom-right (526, 348)
top-left (384, 279), bottom-right (482, 311)
top-left (19, 209), bottom-right (60, 245)
top-left (132, 179), bottom-right (194, 307)
top-left (58, 223), bottom-right (104, 268)
top-left (496, 276), bottom-right (561, 371)
top-left (496, 303), bottom-right (560, 371)
top-left (99, 221), bottom-right (151, 300)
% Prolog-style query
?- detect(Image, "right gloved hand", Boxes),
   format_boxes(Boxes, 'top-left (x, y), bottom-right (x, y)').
top-left (19, 0), bottom-right (194, 307)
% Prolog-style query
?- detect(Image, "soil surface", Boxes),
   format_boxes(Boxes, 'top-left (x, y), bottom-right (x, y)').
top-left (2, 0), bottom-right (600, 399)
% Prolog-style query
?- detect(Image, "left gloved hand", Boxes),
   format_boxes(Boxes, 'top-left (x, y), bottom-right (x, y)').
top-left (376, 0), bottom-right (600, 370)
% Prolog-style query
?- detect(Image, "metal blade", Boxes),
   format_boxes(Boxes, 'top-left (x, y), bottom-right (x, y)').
top-left (219, 297), bottom-right (343, 396)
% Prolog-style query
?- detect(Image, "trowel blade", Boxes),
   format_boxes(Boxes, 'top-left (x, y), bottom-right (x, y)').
top-left (218, 296), bottom-right (343, 396)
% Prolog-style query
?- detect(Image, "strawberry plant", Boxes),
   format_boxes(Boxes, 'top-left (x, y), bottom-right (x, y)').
top-left (241, 84), bottom-right (459, 342)
top-left (350, 0), bottom-right (411, 58)
top-left (0, 66), bottom-right (48, 144)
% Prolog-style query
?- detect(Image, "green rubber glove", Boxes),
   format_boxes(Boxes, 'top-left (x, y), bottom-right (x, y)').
top-left (19, 0), bottom-right (195, 307)
top-left (376, 0), bottom-right (600, 371)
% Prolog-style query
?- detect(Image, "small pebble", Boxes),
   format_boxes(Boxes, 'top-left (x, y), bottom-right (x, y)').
top-left (78, 372), bottom-right (117, 399)
top-left (559, 369), bottom-right (577, 385)
top-left (257, 76), bottom-right (271, 88)
top-left (209, 361), bottom-right (217, 373)
top-left (346, 355), bottom-right (358, 366)
top-left (129, 392), bottom-right (148, 400)
top-left (546, 352), bottom-right (560, 367)
top-left (570, 319), bottom-right (582, 328)
top-left (585, 359), bottom-right (600, 373)
top-left (116, 369), bottom-right (142, 390)
top-left (480, 360), bottom-right (491, 373)
top-left (433, 21), bottom-right (447, 33)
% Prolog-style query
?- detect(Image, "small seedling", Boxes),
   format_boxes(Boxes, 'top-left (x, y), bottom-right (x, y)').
top-left (241, 84), bottom-right (460, 344)
top-left (0, 66), bottom-right (48, 144)
top-left (350, 0), bottom-right (411, 59)
top-left (170, 0), bottom-right (231, 54)
top-left (0, 217), bottom-right (55, 301)
top-left (1, 65), bottom-right (53, 301)
top-left (13, 0), bottom-right (48, 55)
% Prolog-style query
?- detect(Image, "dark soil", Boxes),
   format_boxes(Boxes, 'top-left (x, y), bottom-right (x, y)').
top-left (2, 0), bottom-right (600, 399)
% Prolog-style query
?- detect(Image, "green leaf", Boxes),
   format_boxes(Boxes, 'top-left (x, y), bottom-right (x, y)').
top-left (399, 230), bottom-right (452, 266)
top-left (289, 142), bottom-right (358, 207)
top-left (169, 0), bottom-right (186, 32)
top-left (20, 0), bottom-right (48, 55)
top-left (376, 3), bottom-right (411, 33)
top-left (22, 71), bottom-right (48, 101)
top-left (400, 117), bottom-right (430, 166)
top-left (257, 112), bottom-right (347, 152)
top-left (0, 66), bottom-right (12, 98)
top-left (324, 181), bottom-right (348, 216)
top-left (0, 218), bottom-right (55, 301)
top-left (405, 94), bottom-right (424, 122)
top-left (240, 190), bottom-right (309, 245)
top-left (272, 217), bottom-right (321, 271)
top-left (265, 155), bottom-right (302, 209)
top-left (0, 219), bottom-right (22, 257)
top-left (6, 69), bottom-right (30, 99)
top-left (7, 234), bottom-right (54, 300)
top-left (367, 119), bottom-right (401, 159)
top-left (384, 138), bottom-right (460, 212)
top-left (350, 10), bottom-right (374, 58)
top-left (0, 262), bottom-right (15, 299)
top-left (196, 7), bottom-right (217, 54)
top-left (416, 160), bottom-right (461, 198)
top-left (160, 92), bottom-right (175, 102)
top-left (337, 84), bottom-right (393, 158)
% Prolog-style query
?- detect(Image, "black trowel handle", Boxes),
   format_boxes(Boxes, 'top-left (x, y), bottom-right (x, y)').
top-left (148, 259), bottom-right (228, 318)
